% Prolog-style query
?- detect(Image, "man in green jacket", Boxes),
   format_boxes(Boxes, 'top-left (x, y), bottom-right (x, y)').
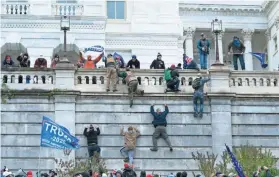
top-left (118, 68), bottom-right (144, 107)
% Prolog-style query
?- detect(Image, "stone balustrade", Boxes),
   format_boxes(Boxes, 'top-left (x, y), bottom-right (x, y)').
top-left (2, 68), bottom-right (279, 95)
top-left (1, 2), bottom-right (30, 15)
top-left (51, 3), bottom-right (84, 16)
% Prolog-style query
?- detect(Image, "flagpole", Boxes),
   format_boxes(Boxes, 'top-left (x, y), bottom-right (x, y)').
top-left (37, 146), bottom-right (42, 177)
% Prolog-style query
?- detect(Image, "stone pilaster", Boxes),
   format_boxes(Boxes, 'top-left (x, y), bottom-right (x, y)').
top-left (212, 31), bottom-right (225, 64)
top-left (183, 27), bottom-right (195, 58)
top-left (265, 30), bottom-right (273, 71)
top-left (242, 28), bottom-right (254, 71)
top-left (55, 62), bottom-right (75, 90)
top-left (209, 67), bottom-right (233, 161)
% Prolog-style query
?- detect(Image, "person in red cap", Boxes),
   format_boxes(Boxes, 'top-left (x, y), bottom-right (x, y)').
top-left (27, 171), bottom-right (33, 177)
top-left (122, 163), bottom-right (136, 177)
top-left (165, 64), bottom-right (180, 92)
top-left (146, 174), bottom-right (153, 177)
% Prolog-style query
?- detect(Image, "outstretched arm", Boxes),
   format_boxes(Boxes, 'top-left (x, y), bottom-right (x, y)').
top-left (96, 127), bottom-right (100, 135)
top-left (164, 104), bottom-right (169, 115)
top-left (120, 127), bottom-right (125, 136)
top-left (93, 53), bottom-right (104, 64)
top-left (83, 128), bottom-right (88, 137)
top-left (134, 127), bottom-right (140, 137)
top-left (150, 105), bottom-right (156, 117)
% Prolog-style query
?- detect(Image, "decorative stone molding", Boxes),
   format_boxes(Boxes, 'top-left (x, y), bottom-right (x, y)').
top-left (242, 28), bottom-right (254, 41)
top-left (183, 27), bottom-right (195, 39)
top-left (179, 4), bottom-right (264, 17)
top-left (105, 39), bottom-right (177, 47)
top-left (265, 30), bottom-right (271, 40)
top-left (177, 36), bottom-right (186, 49)
top-left (275, 17), bottom-right (279, 30)
top-left (1, 23), bottom-right (105, 30)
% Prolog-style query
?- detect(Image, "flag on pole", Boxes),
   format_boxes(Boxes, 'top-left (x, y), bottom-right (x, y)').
top-left (40, 116), bottom-right (80, 149)
top-left (250, 52), bottom-right (268, 68)
top-left (225, 144), bottom-right (246, 177)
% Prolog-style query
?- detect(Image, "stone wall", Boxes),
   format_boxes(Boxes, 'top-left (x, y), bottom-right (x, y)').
top-left (1, 94), bottom-right (279, 175)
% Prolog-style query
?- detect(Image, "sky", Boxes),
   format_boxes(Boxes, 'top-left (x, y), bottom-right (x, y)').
top-left (181, 0), bottom-right (265, 5)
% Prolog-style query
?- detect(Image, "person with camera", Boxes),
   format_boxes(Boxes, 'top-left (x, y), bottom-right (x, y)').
top-left (83, 124), bottom-right (101, 157)
top-left (253, 166), bottom-right (272, 177)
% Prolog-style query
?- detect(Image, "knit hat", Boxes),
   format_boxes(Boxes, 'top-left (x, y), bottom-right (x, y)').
top-left (170, 64), bottom-right (175, 69)
top-left (27, 171), bottom-right (33, 177)
top-left (157, 53), bottom-right (162, 57)
top-left (132, 55), bottom-right (137, 59)
top-left (124, 163), bottom-right (129, 168)
top-left (146, 174), bottom-right (153, 177)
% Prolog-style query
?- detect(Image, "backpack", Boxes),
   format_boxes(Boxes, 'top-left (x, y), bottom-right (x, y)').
top-left (164, 69), bottom-right (172, 81)
top-left (192, 78), bottom-right (201, 90)
top-left (124, 170), bottom-right (136, 177)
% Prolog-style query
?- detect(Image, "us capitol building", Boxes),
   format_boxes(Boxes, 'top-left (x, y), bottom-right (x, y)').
top-left (1, 0), bottom-right (278, 69)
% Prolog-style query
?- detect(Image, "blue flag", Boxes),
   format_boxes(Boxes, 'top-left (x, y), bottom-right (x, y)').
top-left (40, 116), bottom-right (80, 149)
top-left (113, 52), bottom-right (125, 68)
top-left (250, 52), bottom-right (268, 68)
top-left (225, 144), bottom-right (246, 177)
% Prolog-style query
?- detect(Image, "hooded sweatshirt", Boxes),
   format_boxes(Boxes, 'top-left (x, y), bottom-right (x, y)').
top-left (121, 127), bottom-right (140, 149)
top-left (228, 39), bottom-right (245, 54)
top-left (17, 53), bottom-right (30, 67)
top-left (34, 58), bottom-right (47, 68)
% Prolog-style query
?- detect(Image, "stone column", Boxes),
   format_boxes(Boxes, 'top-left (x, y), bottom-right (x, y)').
top-left (54, 62), bottom-right (77, 162)
top-left (265, 30), bottom-right (273, 71)
top-left (212, 31), bottom-right (225, 64)
top-left (242, 28), bottom-right (254, 71)
top-left (209, 66), bottom-right (233, 160)
top-left (183, 27), bottom-right (195, 58)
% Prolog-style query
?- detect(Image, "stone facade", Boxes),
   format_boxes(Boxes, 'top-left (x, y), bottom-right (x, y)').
top-left (1, 0), bottom-right (279, 70)
top-left (1, 66), bottom-right (279, 174)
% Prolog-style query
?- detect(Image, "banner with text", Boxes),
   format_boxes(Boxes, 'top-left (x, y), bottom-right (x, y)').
top-left (40, 116), bottom-right (80, 150)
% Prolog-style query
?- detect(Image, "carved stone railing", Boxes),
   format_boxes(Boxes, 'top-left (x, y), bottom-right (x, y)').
top-left (51, 3), bottom-right (84, 16)
top-left (75, 69), bottom-right (205, 93)
top-left (230, 71), bottom-right (279, 94)
top-left (1, 2), bottom-right (30, 15)
top-left (2, 68), bottom-right (279, 95)
top-left (1, 68), bottom-right (55, 90)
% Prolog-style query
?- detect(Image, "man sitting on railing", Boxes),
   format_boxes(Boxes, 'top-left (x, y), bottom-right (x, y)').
top-left (192, 72), bottom-right (210, 118)
top-left (34, 55), bottom-right (47, 69)
top-left (164, 65), bottom-right (180, 92)
top-left (2, 55), bottom-right (15, 67)
top-left (118, 68), bottom-right (144, 107)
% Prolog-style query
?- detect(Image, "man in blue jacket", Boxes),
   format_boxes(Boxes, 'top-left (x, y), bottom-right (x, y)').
top-left (197, 33), bottom-right (210, 70)
top-left (150, 104), bottom-right (173, 152)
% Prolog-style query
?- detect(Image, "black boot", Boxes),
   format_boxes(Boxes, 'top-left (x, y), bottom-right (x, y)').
top-left (199, 113), bottom-right (203, 118)
top-left (194, 112), bottom-right (198, 118)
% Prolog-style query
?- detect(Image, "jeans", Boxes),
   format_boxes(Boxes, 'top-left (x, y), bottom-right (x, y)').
top-left (152, 126), bottom-right (172, 149)
top-left (199, 53), bottom-right (208, 69)
top-left (233, 54), bottom-right (245, 70)
top-left (167, 78), bottom-right (180, 90)
top-left (120, 147), bottom-right (135, 165)
top-left (88, 145), bottom-right (101, 157)
top-left (193, 91), bottom-right (204, 114)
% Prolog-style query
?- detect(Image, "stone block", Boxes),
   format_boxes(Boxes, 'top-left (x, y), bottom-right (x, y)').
top-left (1, 112), bottom-right (54, 123)
top-left (233, 137), bottom-right (279, 147)
top-left (1, 103), bottom-right (54, 112)
top-left (232, 125), bottom-right (279, 136)
top-left (232, 105), bottom-right (279, 113)
top-left (75, 112), bottom-right (212, 124)
top-left (232, 114), bottom-right (279, 125)
top-left (1, 135), bottom-right (212, 147)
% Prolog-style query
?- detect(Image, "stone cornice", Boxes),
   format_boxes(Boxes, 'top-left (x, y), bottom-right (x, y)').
top-left (179, 3), bottom-right (265, 16)
top-left (0, 15), bottom-right (106, 30)
top-left (262, 1), bottom-right (278, 13)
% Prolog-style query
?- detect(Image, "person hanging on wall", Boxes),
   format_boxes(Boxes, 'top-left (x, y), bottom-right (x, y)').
top-left (150, 104), bottom-right (173, 152)
top-left (126, 55), bottom-right (140, 69)
top-left (103, 54), bottom-right (118, 92)
top-left (17, 53), bottom-right (30, 68)
top-left (83, 124), bottom-right (101, 157)
top-left (120, 126), bottom-right (140, 168)
top-left (183, 54), bottom-right (200, 71)
top-left (150, 53), bottom-right (165, 69)
top-left (197, 33), bottom-right (211, 70)
top-left (228, 36), bottom-right (246, 70)
top-left (118, 68), bottom-right (144, 107)
top-left (192, 72), bottom-right (210, 118)
top-left (84, 52), bottom-right (104, 69)
top-left (34, 55), bottom-right (47, 68)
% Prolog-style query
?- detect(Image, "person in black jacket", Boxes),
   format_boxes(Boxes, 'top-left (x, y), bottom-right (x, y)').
top-left (83, 124), bottom-right (101, 157)
top-left (17, 53), bottom-right (30, 67)
top-left (150, 53), bottom-right (165, 69)
top-left (122, 163), bottom-right (137, 177)
top-left (150, 104), bottom-right (172, 152)
top-left (126, 55), bottom-right (140, 69)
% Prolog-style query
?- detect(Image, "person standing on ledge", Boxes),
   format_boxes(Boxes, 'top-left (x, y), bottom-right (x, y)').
top-left (103, 53), bottom-right (117, 92)
top-left (83, 124), bottom-right (101, 157)
top-left (197, 33), bottom-right (210, 70)
top-left (150, 104), bottom-right (173, 152)
top-left (228, 36), bottom-right (246, 70)
top-left (118, 68), bottom-right (144, 107)
top-left (192, 72), bottom-right (210, 118)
